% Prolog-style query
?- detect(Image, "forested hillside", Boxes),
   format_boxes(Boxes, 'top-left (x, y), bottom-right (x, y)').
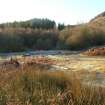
top-left (0, 12), bottom-right (105, 52)
top-left (58, 11), bottom-right (105, 50)
top-left (0, 19), bottom-right (59, 52)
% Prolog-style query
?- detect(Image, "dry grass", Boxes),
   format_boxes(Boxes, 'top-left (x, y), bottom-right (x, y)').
top-left (0, 66), bottom-right (105, 105)
top-left (83, 47), bottom-right (105, 56)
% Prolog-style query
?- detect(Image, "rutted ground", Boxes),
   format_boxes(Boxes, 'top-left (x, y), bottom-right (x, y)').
top-left (1, 51), bottom-right (105, 86)
top-left (47, 54), bottom-right (105, 86)
top-left (0, 51), bottom-right (105, 72)
top-left (47, 54), bottom-right (105, 72)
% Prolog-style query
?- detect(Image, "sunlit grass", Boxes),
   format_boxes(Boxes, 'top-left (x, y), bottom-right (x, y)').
top-left (0, 66), bottom-right (105, 105)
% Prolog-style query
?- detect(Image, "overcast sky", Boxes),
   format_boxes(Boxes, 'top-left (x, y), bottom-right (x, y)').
top-left (0, 0), bottom-right (105, 25)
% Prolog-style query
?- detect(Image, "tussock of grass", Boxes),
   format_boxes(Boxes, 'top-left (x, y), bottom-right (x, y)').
top-left (0, 67), bottom-right (105, 105)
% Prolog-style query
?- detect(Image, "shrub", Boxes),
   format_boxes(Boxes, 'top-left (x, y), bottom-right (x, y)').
top-left (59, 25), bottom-right (105, 50)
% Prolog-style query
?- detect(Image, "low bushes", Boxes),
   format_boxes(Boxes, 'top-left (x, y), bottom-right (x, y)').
top-left (59, 25), bottom-right (105, 50)
top-left (83, 47), bottom-right (105, 56)
top-left (0, 28), bottom-right (59, 52)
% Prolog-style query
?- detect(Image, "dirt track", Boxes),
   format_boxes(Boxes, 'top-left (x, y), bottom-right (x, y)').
top-left (48, 54), bottom-right (105, 72)
top-left (0, 51), bottom-right (105, 86)
top-left (0, 51), bottom-right (105, 72)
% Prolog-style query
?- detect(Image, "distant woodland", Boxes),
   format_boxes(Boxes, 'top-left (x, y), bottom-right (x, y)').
top-left (0, 12), bottom-right (105, 52)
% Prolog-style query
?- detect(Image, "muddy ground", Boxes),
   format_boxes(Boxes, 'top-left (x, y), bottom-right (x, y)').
top-left (0, 51), bottom-right (105, 86)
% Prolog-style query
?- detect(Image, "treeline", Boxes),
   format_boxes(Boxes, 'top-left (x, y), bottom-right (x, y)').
top-left (0, 17), bottom-right (105, 52)
top-left (0, 18), bottom-right (60, 52)
top-left (58, 25), bottom-right (105, 50)
top-left (0, 18), bottom-right (56, 30)
top-left (0, 25), bottom-right (105, 52)
top-left (0, 28), bottom-right (58, 52)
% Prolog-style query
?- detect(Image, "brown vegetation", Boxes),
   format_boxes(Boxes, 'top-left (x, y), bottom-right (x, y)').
top-left (1, 56), bottom-right (57, 70)
top-left (1, 12), bottom-right (105, 51)
top-left (58, 12), bottom-right (105, 50)
top-left (0, 66), bottom-right (105, 105)
top-left (82, 47), bottom-right (105, 56)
